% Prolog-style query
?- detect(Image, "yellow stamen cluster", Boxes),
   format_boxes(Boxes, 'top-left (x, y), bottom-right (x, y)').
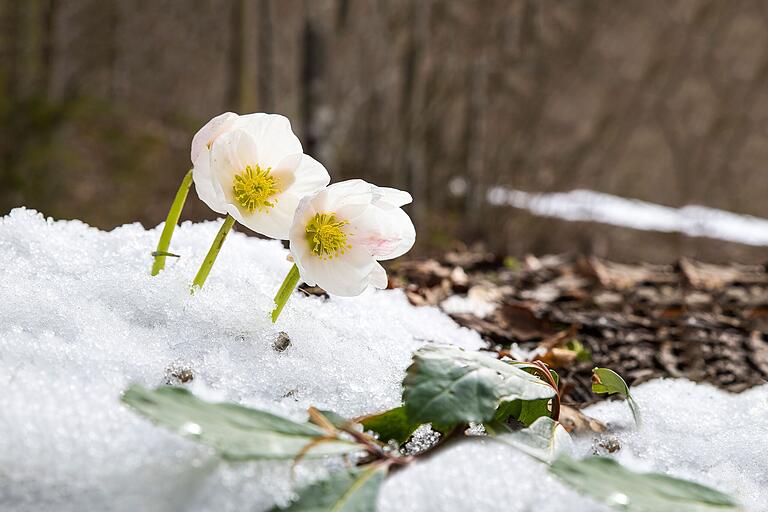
top-left (232, 164), bottom-right (279, 213)
top-left (306, 213), bottom-right (351, 259)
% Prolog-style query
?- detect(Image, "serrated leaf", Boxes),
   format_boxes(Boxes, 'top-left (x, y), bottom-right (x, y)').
top-left (403, 345), bottom-right (555, 429)
top-left (591, 368), bottom-right (641, 427)
top-left (122, 385), bottom-right (359, 460)
top-left (492, 416), bottom-right (573, 463)
top-left (357, 406), bottom-right (419, 445)
top-left (550, 456), bottom-right (740, 512)
top-left (273, 464), bottom-right (388, 512)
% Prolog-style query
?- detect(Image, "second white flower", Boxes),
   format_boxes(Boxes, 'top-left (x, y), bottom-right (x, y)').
top-left (288, 179), bottom-right (416, 296)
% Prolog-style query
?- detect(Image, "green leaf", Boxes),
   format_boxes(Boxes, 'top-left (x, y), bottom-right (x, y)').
top-left (550, 456), bottom-right (741, 511)
top-left (493, 398), bottom-right (552, 427)
top-left (591, 367), bottom-right (641, 427)
top-left (122, 385), bottom-right (359, 460)
top-left (491, 417), bottom-right (573, 463)
top-left (591, 367), bottom-right (630, 395)
top-left (403, 345), bottom-right (556, 429)
top-left (566, 339), bottom-right (591, 362)
top-left (549, 369), bottom-right (560, 388)
top-left (357, 406), bottom-right (420, 445)
top-left (273, 464), bottom-right (388, 512)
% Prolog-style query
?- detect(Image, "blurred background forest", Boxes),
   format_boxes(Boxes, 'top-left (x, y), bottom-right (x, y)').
top-left (3, 0), bottom-right (768, 262)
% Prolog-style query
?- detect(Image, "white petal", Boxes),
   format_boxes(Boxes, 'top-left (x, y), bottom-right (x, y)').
top-left (290, 240), bottom-right (317, 286)
top-left (271, 153), bottom-right (303, 192)
top-left (238, 113), bottom-right (303, 169)
top-left (192, 149), bottom-right (227, 214)
top-left (287, 179), bottom-right (412, 296)
top-left (210, 129), bottom-right (260, 197)
top-left (191, 112), bottom-right (239, 163)
top-left (369, 262), bottom-right (388, 289)
top-left (283, 154), bottom-right (331, 198)
top-left (303, 247), bottom-right (375, 297)
top-left (320, 180), bottom-right (375, 219)
top-left (372, 186), bottom-right (413, 209)
top-left (242, 192), bottom-right (298, 239)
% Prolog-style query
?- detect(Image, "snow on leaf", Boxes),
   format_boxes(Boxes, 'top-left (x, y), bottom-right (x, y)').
top-left (491, 417), bottom-right (573, 464)
top-left (122, 385), bottom-right (360, 460)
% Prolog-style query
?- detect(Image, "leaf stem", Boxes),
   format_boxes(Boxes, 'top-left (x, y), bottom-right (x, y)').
top-left (271, 263), bottom-right (301, 323)
top-left (151, 169), bottom-right (193, 276)
top-left (191, 214), bottom-right (236, 290)
top-left (531, 360), bottom-right (561, 421)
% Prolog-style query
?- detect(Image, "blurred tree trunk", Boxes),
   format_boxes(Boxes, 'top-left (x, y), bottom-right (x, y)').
top-left (5, 0), bottom-right (768, 264)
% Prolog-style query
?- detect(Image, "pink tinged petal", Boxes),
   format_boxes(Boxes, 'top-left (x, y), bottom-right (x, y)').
top-left (190, 112), bottom-right (239, 164)
top-left (351, 207), bottom-right (416, 261)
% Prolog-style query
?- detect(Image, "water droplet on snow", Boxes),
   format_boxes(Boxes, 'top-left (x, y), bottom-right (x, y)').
top-left (608, 492), bottom-right (629, 506)
top-left (181, 422), bottom-right (202, 436)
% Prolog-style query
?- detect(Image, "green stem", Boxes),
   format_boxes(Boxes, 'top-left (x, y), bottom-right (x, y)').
top-left (191, 214), bottom-right (236, 290)
top-left (151, 169), bottom-right (194, 276)
top-left (271, 264), bottom-right (301, 323)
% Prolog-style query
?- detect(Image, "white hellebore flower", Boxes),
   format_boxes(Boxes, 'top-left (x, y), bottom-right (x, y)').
top-left (289, 179), bottom-right (416, 296)
top-left (191, 112), bottom-right (330, 239)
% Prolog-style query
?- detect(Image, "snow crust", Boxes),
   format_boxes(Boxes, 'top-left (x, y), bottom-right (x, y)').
top-left (1, 208), bottom-right (765, 511)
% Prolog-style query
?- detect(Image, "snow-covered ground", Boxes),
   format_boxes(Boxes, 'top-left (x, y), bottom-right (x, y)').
top-left (1, 208), bottom-right (765, 511)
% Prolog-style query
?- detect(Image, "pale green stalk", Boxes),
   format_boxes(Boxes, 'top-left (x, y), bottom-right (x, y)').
top-left (191, 214), bottom-right (236, 290)
top-left (271, 264), bottom-right (301, 323)
top-left (151, 169), bottom-right (194, 276)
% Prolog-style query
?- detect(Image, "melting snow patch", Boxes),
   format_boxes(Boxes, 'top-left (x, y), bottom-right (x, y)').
top-left (488, 187), bottom-right (768, 246)
top-left (0, 208), bottom-right (765, 511)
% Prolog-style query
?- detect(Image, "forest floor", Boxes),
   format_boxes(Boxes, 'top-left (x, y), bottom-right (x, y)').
top-left (383, 249), bottom-right (768, 405)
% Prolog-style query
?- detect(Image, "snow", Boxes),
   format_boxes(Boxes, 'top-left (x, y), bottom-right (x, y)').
top-left (382, 380), bottom-right (768, 512)
top-left (577, 379), bottom-right (768, 510)
top-left (1, 207), bottom-right (765, 511)
top-left (0, 208), bottom-right (480, 512)
top-left (440, 294), bottom-right (496, 318)
top-left (487, 187), bottom-right (768, 246)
